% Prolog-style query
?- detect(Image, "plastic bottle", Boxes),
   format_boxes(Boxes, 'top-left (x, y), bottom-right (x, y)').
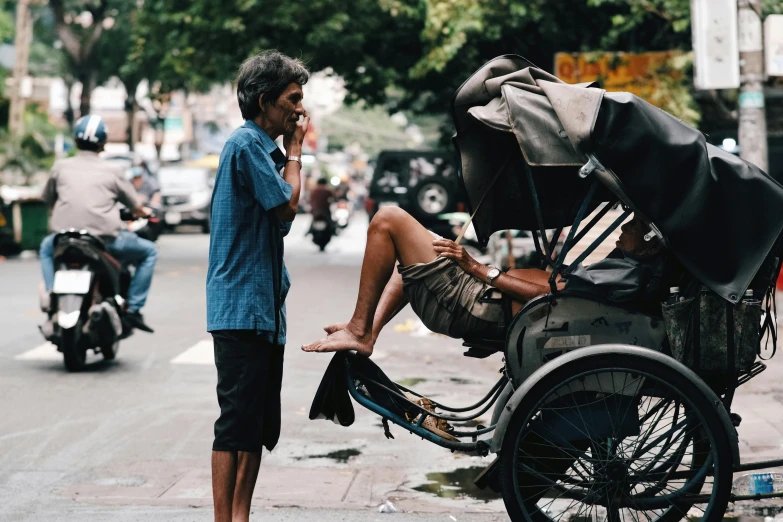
top-left (731, 473), bottom-right (783, 495)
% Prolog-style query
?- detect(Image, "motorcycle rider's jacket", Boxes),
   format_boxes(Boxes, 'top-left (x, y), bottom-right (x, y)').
top-left (44, 151), bottom-right (139, 238)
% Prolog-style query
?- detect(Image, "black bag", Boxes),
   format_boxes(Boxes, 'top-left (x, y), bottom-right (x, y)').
top-left (662, 290), bottom-right (761, 376)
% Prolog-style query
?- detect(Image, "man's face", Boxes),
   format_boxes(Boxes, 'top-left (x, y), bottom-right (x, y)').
top-left (263, 83), bottom-right (304, 137)
top-left (131, 176), bottom-right (143, 190)
top-left (616, 217), bottom-right (648, 253)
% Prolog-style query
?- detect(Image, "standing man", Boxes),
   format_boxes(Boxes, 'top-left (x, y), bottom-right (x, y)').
top-left (206, 51), bottom-right (309, 522)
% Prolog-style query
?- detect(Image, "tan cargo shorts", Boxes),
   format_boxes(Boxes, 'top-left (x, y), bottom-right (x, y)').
top-left (398, 256), bottom-right (507, 339)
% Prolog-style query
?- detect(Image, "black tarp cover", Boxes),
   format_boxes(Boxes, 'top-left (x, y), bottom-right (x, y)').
top-left (452, 55), bottom-right (783, 303)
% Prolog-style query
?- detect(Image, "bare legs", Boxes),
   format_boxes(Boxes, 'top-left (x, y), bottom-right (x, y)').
top-left (212, 450), bottom-right (261, 522)
top-left (302, 207), bottom-right (436, 356)
top-left (323, 267), bottom-right (409, 343)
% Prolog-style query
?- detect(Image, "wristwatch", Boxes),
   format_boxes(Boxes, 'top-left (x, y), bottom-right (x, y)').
top-left (286, 155), bottom-right (302, 168)
top-left (486, 266), bottom-right (501, 286)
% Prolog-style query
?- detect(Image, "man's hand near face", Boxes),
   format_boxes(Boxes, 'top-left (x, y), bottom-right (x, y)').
top-left (283, 109), bottom-right (310, 155)
top-left (275, 108), bottom-right (310, 222)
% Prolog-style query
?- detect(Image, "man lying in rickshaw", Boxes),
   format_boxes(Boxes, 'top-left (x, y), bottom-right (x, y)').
top-left (302, 206), bottom-right (678, 356)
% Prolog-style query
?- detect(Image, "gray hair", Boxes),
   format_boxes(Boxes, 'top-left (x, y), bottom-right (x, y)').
top-left (236, 51), bottom-right (310, 121)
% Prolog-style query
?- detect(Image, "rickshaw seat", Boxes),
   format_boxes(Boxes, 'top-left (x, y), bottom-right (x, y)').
top-left (462, 336), bottom-right (505, 359)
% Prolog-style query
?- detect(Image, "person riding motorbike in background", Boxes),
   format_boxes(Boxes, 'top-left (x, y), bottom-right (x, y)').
top-left (309, 177), bottom-right (334, 221)
top-left (130, 166), bottom-right (161, 207)
top-left (39, 115), bottom-right (157, 333)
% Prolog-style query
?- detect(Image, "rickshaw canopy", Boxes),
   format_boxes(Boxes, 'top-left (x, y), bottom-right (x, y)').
top-left (452, 55), bottom-right (783, 303)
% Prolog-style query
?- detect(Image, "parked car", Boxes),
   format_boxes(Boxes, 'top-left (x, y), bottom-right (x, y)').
top-left (158, 166), bottom-right (214, 233)
top-left (367, 150), bottom-right (467, 239)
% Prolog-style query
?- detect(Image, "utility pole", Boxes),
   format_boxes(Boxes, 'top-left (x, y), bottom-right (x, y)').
top-left (9, 0), bottom-right (33, 136)
top-left (737, 0), bottom-right (768, 172)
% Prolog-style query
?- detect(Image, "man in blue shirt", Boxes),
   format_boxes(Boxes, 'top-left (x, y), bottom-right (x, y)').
top-left (206, 51), bottom-right (309, 522)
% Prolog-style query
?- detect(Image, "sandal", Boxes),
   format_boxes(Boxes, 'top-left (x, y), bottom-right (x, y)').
top-left (404, 393), bottom-right (459, 442)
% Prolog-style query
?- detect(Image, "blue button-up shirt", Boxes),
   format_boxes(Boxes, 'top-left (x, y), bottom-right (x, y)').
top-left (206, 121), bottom-right (293, 344)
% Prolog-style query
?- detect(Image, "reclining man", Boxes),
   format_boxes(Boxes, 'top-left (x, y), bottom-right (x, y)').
top-left (303, 207), bottom-right (669, 356)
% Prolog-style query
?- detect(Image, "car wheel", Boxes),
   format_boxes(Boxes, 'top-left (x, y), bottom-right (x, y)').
top-left (411, 177), bottom-right (452, 219)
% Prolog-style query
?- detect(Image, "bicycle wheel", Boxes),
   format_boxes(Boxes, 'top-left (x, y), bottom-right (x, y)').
top-left (499, 348), bottom-right (733, 522)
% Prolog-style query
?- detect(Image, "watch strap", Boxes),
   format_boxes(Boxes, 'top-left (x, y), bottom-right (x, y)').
top-left (286, 155), bottom-right (302, 167)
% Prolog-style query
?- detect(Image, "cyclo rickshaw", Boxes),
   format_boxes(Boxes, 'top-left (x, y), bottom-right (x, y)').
top-left (309, 55), bottom-right (783, 521)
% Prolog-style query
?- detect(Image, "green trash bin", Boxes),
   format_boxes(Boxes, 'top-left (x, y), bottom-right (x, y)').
top-left (10, 199), bottom-right (50, 252)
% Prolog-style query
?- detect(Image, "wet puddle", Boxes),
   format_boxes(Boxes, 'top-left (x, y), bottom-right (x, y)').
top-left (397, 377), bottom-right (427, 387)
top-left (449, 377), bottom-right (480, 385)
top-left (295, 448), bottom-right (361, 463)
top-left (413, 466), bottom-right (500, 503)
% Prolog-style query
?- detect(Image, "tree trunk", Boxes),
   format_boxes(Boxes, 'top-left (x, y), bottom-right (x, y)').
top-left (123, 81), bottom-right (139, 151)
top-left (63, 79), bottom-right (75, 129)
top-left (78, 71), bottom-right (95, 119)
top-left (126, 101), bottom-right (136, 151)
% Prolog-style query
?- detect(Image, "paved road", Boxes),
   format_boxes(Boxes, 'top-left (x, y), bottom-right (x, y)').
top-left (0, 215), bottom-right (510, 521)
top-left (2, 214), bottom-right (783, 521)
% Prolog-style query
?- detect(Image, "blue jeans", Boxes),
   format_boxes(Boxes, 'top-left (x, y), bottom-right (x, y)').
top-left (40, 230), bottom-right (158, 312)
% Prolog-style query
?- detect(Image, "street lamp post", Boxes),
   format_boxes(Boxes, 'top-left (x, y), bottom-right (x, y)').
top-left (737, 0), bottom-right (769, 172)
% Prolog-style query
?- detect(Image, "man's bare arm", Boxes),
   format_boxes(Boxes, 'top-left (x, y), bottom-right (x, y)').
top-left (275, 109), bottom-right (309, 222)
top-left (274, 160), bottom-right (301, 222)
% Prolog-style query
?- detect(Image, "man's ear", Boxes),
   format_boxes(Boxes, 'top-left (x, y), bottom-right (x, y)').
top-left (258, 93), bottom-right (265, 112)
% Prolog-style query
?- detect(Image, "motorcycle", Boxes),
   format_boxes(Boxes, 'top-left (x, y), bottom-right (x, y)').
top-left (40, 226), bottom-right (134, 371)
top-left (332, 200), bottom-right (351, 230)
top-left (127, 206), bottom-right (164, 242)
top-left (308, 215), bottom-right (334, 252)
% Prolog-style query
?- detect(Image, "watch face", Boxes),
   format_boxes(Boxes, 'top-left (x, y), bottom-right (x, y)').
top-left (488, 268), bottom-right (501, 279)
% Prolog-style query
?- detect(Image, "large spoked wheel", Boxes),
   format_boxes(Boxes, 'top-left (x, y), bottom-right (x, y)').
top-left (61, 323), bottom-right (87, 372)
top-left (499, 350), bottom-right (733, 522)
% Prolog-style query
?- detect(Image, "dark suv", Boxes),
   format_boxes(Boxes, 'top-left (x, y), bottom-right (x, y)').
top-left (367, 151), bottom-right (465, 230)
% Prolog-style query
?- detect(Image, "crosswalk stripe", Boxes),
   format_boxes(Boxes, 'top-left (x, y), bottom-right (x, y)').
top-left (170, 340), bottom-right (214, 365)
top-left (15, 342), bottom-right (61, 361)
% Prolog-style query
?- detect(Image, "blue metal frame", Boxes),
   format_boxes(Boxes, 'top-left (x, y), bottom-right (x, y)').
top-left (342, 359), bottom-right (494, 454)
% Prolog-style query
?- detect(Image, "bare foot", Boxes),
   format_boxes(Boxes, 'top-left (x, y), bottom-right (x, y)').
top-left (302, 327), bottom-right (374, 356)
top-left (323, 322), bottom-right (348, 335)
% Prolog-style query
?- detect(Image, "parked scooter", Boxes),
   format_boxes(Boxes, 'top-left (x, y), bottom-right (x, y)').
top-left (39, 225), bottom-right (138, 371)
top-left (308, 215), bottom-right (334, 252)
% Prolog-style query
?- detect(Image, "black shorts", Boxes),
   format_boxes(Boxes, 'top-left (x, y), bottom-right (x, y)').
top-left (212, 330), bottom-right (285, 453)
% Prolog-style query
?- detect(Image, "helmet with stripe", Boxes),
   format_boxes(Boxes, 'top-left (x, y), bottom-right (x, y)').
top-left (73, 115), bottom-right (108, 150)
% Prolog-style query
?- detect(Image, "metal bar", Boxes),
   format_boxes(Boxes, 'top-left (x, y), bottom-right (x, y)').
top-left (355, 364), bottom-right (505, 422)
top-left (736, 458), bottom-right (783, 472)
top-left (572, 201), bottom-right (616, 246)
top-left (397, 375), bottom-right (507, 413)
top-left (565, 210), bottom-right (631, 275)
top-left (539, 226), bottom-right (564, 271)
top-left (550, 181), bottom-right (598, 288)
top-left (522, 160), bottom-right (551, 259)
top-left (343, 360), bottom-right (483, 453)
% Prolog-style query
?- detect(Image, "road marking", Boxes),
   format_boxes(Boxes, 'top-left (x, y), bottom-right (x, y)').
top-left (15, 342), bottom-right (61, 361)
top-left (170, 340), bottom-right (213, 365)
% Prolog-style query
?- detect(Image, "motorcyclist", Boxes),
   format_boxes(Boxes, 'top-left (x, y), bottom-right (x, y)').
top-left (309, 177), bottom-right (334, 227)
top-left (130, 166), bottom-right (162, 208)
top-left (39, 115), bottom-right (157, 333)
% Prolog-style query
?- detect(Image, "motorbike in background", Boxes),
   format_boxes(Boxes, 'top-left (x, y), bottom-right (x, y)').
top-left (127, 206), bottom-right (164, 242)
top-left (308, 215), bottom-right (334, 252)
top-left (332, 200), bottom-right (351, 230)
top-left (40, 229), bottom-right (132, 371)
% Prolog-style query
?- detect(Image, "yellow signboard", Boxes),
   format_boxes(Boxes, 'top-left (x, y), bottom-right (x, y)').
top-left (554, 51), bottom-right (683, 101)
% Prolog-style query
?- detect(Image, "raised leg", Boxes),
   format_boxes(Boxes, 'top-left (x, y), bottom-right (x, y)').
top-left (303, 207), bottom-right (435, 355)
